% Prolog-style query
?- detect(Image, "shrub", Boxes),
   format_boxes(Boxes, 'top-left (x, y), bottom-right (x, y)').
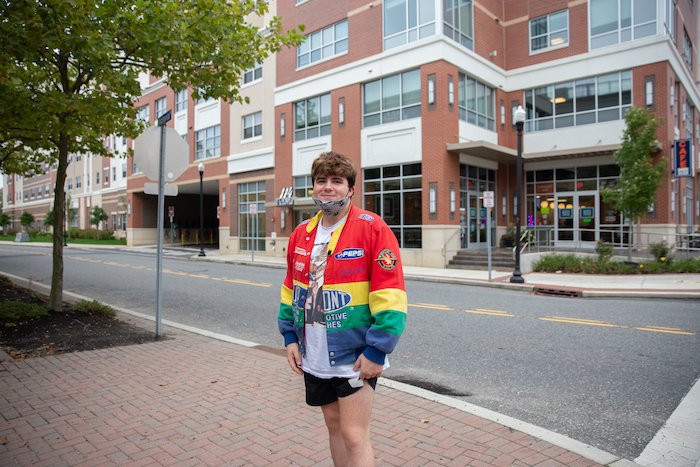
top-left (595, 240), bottom-right (613, 261)
top-left (499, 232), bottom-right (516, 248)
top-left (534, 254), bottom-right (583, 272)
top-left (0, 300), bottom-right (49, 324)
top-left (668, 257), bottom-right (700, 273)
top-left (74, 300), bottom-right (116, 317)
top-left (649, 241), bottom-right (670, 262)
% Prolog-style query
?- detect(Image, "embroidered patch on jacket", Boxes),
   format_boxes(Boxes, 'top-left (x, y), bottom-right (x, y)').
top-left (376, 249), bottom-right (398, 270)
top-left (294, 247), bottom-right (307, 256)
top-left (323, 290), bottom-right (352, 311)
top-left (334, 248), bottom-right (365, 260)
top-left (358, 213), bottom-right (374, 222)
top-left (294, 261), bottom-right (305, 271)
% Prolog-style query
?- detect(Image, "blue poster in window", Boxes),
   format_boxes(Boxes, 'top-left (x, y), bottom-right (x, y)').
top-left (580, 208), bottom-right (594, 218)
top-left (559, 208), bottom-right (573, 219)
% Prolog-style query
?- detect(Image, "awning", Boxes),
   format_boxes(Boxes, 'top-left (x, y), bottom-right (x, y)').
top-left (447, 140), bottom-right (622, 163)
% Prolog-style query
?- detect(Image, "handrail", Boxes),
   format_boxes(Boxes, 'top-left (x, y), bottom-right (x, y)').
top-left (512, 228), bottom-right (532, 258)
top-left (441, 226), bottom-right (464, 267)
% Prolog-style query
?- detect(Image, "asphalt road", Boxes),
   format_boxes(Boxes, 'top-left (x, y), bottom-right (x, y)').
top-left (1, 243), bottom-right (699, 460)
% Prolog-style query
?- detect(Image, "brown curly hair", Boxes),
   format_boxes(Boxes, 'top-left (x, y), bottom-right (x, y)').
top-left (311, 151), bottom-right (357, 188)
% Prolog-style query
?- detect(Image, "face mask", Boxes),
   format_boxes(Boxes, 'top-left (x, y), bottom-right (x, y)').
top-left (313, 195), bottom-right (350, 217)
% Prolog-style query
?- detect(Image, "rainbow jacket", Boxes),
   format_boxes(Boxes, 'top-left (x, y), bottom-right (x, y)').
top-left (278, 205), bottom-right (407, 367)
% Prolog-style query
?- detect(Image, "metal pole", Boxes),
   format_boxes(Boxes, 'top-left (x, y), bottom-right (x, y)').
top-left (511, 110), bottom-right (525, 284)
top-left (63, 192), bottom-right (68, 246)
top-left (155, 110), bottom-right (171, 337)
top-left (487, 206), bottom-right (492, 281)
top-left (198, 164), bottom-right (206, 257)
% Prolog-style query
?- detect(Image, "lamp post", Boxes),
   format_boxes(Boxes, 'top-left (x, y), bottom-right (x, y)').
top-left (510, 105), bottom-right (526, 284)
top-left (198, 162), bottom-right (206, 257)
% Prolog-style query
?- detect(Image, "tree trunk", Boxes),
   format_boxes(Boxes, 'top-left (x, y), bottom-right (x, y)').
top-left (49, 132), bottom-right (69, 311)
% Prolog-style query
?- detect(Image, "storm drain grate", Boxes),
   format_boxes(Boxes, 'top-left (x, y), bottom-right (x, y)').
top-left (533, 287), bottom-right (582, 298)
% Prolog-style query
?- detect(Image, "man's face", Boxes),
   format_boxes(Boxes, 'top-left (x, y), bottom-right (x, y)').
top-left (313, 174), bottom-right (354, 201)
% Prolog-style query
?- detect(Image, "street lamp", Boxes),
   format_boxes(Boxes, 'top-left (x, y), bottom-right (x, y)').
top-left (198, 162), bottom-right (206, 257)
top-left (510, 105), bottom-right (526, 284)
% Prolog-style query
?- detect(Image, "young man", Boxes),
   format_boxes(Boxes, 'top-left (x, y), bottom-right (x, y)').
top-left (278, 151), bottom-right (407, 466)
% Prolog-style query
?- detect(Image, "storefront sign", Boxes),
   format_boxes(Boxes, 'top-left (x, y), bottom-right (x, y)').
top-left (275, 186), bottom-right (295, 206)
top-left (673, 139), bottom-right (693, 177)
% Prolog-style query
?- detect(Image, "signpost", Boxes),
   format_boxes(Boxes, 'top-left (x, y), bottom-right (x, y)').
top-left (249, 203), bottom-right (257, 262)
top-left (133, 111), bottom-right (188, 337)
top-left (483, 191), bottom-right (494, 281)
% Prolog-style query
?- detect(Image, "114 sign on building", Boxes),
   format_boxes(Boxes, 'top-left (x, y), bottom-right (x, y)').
top-left (673, 139), bottom-right (694, 177)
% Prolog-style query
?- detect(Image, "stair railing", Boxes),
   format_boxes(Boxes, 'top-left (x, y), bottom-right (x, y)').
top-left (512, 228), bottom-right (532, 259)
top-left (442, 226), bottom-right (464, 267)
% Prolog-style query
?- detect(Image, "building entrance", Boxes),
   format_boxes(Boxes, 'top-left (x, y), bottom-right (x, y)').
top-left (555, 191), bottom-right (598, 247)
top-left (460, 191), bottom-right (494, 249)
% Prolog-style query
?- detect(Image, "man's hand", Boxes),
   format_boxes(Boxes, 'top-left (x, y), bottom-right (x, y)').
top-left (285, 343), bottom-right (303, 376)
top-left (353, 354), bottom-right (383, 380)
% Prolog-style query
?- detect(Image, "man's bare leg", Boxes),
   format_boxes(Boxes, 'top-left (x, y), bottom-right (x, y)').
top-left (321, 383), bottom-right (375, 466)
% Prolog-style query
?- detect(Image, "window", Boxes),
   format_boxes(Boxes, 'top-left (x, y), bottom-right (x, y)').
top-left (523, 70), bottom-right (632, 132)
top-left (121, 162), bottom-right (127, 178)
top-left (243, 62), bottom-right (263, 84)
top-left (242, 112), bottom-right (262, 140)
top-left (175, 89), bottom-right (188, 112)
top-left (295, 94), bottom-right (331, 141)
top-left (645, 77), bottom-right (654, 106)
top-left (384, 0), bottom-right (436, 50)
top-left (133, 161), bottom-right (142, 174)
top-left (682, 30), bottom-right (693, 69)
top-left (104, 168), bottom-right (109, 185)
top-left (238, 181), bottom-right (266, 252)
top-left (297, 20), bottom-right (348, 68)
top-left (364, 164), bottom-right (422, 248)
top-left (112, 167), bottom-right (117, 181)
top-left (293, 175), bottom-right (313, 198)
top-left (684, 99), bottom-right (694, 139)
top-left (195, 125), bottom-right (221, 159)
top-left (136, 105), bottom-right (149, 123)
top-left (443, 0), bottom-right (473, 49)
top-left (530, 10), bottom-right (569, 52)
top-left (67, 178), bottom-right (73, 190)
top-left (458, 74), bottom-right (495, 130)
top-left (665, 0), bottom-right (676, 41)
top-left (95, 171), bottom-right (100, 185)
top-left (76, 176), bottom-right (82, 188)
top-left (590, 0), bottom-right (656, 49)
top-left (363, 69), bottom-right (420, 127)
top-left (155, 97), bottom-right (167, 118)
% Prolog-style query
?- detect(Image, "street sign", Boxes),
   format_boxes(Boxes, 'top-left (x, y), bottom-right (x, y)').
top-left (168, 206), bottom-right (174, 218)
top-left (133, 125), bottom-right (189, 182)
top-left (144, 182), bottom-right (178, 196)
top-left (483, 191), bottom-right (495, 208)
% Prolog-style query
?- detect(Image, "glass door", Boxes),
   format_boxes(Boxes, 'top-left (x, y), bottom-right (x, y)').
top-left (555, 191), bottom-right (598, 247)
top-left (459, 191), bottom-right (493, 249)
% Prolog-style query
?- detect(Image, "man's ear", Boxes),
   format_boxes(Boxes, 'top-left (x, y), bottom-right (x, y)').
top-left (348, 186), bottom-right (355, 198)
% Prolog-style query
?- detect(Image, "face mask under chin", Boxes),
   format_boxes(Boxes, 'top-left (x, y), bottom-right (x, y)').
top-left (313, 196), bottom-right (349, 217)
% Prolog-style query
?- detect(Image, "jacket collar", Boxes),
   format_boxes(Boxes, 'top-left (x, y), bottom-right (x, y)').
top-left (305, 206), bottom-right (355, 256)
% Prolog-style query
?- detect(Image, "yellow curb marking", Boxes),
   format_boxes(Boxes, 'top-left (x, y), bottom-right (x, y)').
top-left (189, 274), bottom-right (210, 279)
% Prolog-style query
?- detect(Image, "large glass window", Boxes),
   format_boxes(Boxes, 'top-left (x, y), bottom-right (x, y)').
top-left (195, 125), bottom-right (221, 160)
top-left (458, 74), bottom-right (495, 130)
top-left (295, 94), bottom-right (331, 141)
top-left (364, 163), bottom-right (422, 248)
top-left (293, 175), bottom-right (313, 198)
top-left (242, 112), bottom-right (262, 140)
top-left (590, 0), bottom-right (657, 49)
top-left (530, 10), bottom-right (568, 52)
top-left (238, 181), bottom-right (266, 252)
top-left (443, 0), bottom-right (473, 49)
top-left (384, 0), bottom-right (436, 50)
top-left (297, 20), bottom-right (348, 68)
top-left (136, 105), bottom-right (149, 123)
top-left (363, 69), bottom-right (420, 127)
top-left (524, 71), bottom-right (631, 132)
top-left (682, 29), bottom-right (693, 69)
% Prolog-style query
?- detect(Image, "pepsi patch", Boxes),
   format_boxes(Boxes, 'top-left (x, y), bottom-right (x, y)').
top-left (334, 248), bottom-right (365, 260)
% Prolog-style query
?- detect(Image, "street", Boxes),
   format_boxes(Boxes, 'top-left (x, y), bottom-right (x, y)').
top-left (1, 243), bottom-right (699, 460)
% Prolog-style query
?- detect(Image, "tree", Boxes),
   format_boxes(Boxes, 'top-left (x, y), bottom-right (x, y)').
top-left (602, 107), bottom-right (664, 261)
top-left (90, 206), bottom-right (108, 230)
top-left (44, 210), bottom-right (55, 230)
top-left (20, 211), bottom-right (35, 231)
top-left (0, 1), bottom-right (303, 310)
top-left (0, 212), bottom-right (10, 232)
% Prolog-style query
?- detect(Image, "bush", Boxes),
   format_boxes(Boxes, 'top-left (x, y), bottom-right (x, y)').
top-left (595, 240), bottom-right (613, 261)
top-left (0, 300), bottom-right (49, 324)
top-left (668, 257), bottom-right (700, 273)
top-left (649, 241), bottom-right (670, 262)
top-left (68, 228), bottom-right (115, 240)
top-left (74, 300), bottom-right (116, 317)
top-left (499, 232), bottom-right (516, 248)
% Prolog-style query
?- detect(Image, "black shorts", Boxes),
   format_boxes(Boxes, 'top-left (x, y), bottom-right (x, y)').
top-left (303, 372), bottom-right (377, 406)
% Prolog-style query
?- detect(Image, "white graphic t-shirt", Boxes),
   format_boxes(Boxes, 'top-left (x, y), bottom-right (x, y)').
top-left (301, 216), bottom-right (357, 378)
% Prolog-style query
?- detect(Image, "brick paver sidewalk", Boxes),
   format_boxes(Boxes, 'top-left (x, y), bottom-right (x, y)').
top-left (1, 325), bottom-right (602, 466)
